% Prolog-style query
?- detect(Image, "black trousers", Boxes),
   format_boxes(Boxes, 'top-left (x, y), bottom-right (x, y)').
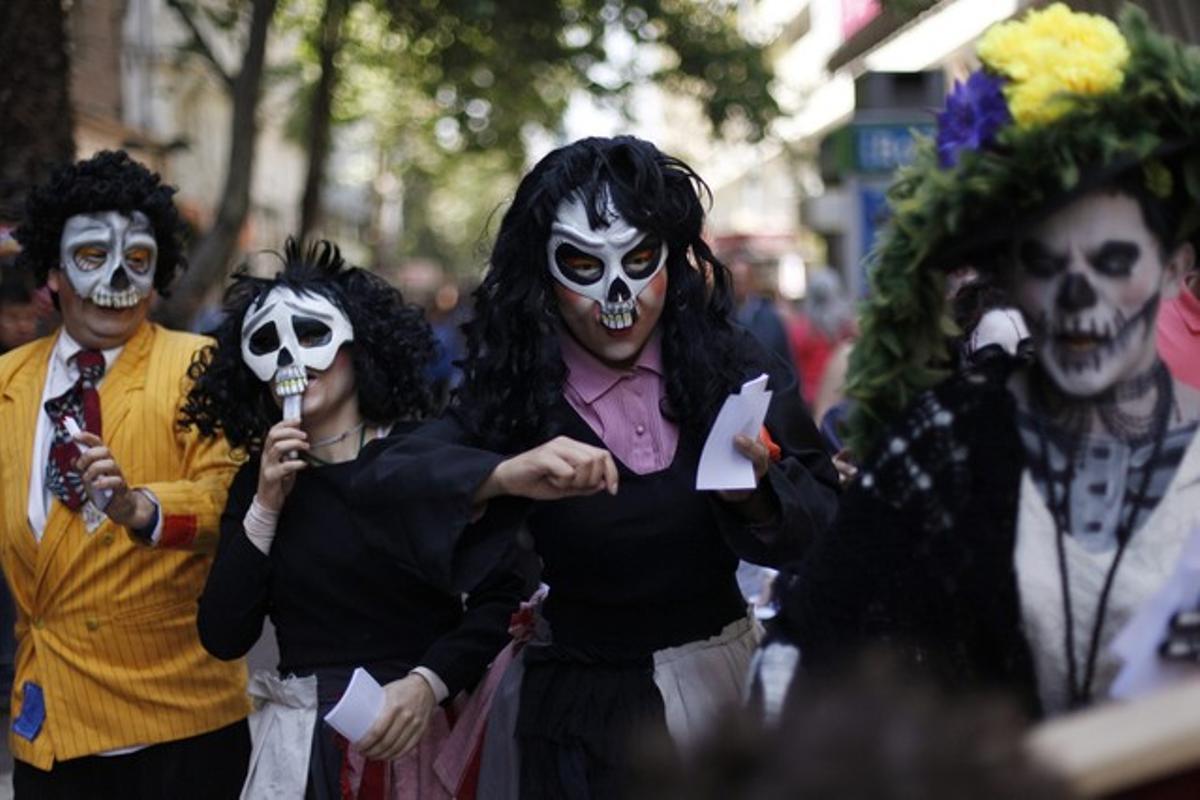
top-left (12, 718), bottom-right (250, 800)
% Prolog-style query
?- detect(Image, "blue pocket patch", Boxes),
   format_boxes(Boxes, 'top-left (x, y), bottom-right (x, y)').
top-left (12, 681), bottom-right (45, 742)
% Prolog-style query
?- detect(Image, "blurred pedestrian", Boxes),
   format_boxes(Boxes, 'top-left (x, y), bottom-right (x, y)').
top-left (1157, 259), bottom-right (1200, 389)
top-left (0, 260), bottom-right (40, 354)
top-left (788, 269), bottom-right (855, 409)
top-left (730, 253), bottom-right (797, 387)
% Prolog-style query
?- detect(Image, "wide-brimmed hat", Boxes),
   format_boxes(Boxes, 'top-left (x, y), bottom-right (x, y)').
top-left (845, 3), bottom-right (1200, 458)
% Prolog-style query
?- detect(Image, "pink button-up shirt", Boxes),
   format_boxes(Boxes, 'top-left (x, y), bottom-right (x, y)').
top-left (559, 331), bottom-right (680, 475)
top-left (1157, 284), bottom-right (1200, 390)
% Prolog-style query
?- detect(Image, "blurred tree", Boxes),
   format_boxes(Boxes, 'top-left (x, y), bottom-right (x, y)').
top-left (295, 0), bottom-right (781, 248)
top-left (0, 0), bottom-right (75, 221)
top-left (165, 0), bottom-right (777, 325)
top-left (160, 0), bottom-right (278, 328)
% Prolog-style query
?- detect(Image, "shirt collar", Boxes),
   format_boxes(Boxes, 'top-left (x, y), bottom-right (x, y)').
top-left (560, 328), bottom-right (664, 405)
top-left (53, 328), bottom-right (124, 375)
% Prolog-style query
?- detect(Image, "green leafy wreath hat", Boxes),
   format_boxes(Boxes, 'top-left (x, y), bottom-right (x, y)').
top-left (844, 2), bottom-right (1200, 459)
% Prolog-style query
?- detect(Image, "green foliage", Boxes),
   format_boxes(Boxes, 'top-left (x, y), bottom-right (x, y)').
top-left (275, 0), bottom-right (778, 268)
top-left (845, 6), bottom-right (1200, 459)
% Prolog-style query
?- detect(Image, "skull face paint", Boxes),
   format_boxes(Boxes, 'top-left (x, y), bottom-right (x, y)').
top-left (59, 211), bottom-right (157, 308)
top-left (548, 194), bottom-right (668, 366)
top-left (240, 287), bottom-right (354, 415)
top-left (1014, 192), bottom-right (1171, 397)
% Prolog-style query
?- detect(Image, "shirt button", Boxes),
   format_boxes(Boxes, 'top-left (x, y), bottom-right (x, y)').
top-left (100, 533), bottom-right (115, 545)
top-left (635, 424), bottom-right (646, 435)
top-left (32, 618), bottom-right (44, 630)
top-left (85, 618), bottom-right (100, 632)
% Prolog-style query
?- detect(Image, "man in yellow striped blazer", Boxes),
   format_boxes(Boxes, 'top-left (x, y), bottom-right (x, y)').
top-left (0, 152), bottom-right (250, 798)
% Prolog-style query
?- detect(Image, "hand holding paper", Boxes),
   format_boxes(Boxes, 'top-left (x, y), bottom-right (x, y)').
top-left (324, 667), bottom-right (385, 744)
top-left (64, 416), bottom-right (114, 511)
top-left (696, 373), bottom-right (772, 492)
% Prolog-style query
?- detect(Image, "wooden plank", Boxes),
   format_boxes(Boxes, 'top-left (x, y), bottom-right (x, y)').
top-left (1026, 679), bottom-right (1200, 797)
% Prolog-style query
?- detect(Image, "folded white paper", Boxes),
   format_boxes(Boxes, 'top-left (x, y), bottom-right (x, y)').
top-left (323, 667), bottom-right (385, 744)
top-left (63, 416), bottom-right (114, 511)
top-left (696, 373), bottom-right (772, 491)
top-left (1110, 525), bottom-right (1200, 700)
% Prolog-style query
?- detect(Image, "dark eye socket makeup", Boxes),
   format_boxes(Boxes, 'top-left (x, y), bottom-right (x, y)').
top-left (1088, 241), bottom-right (1140, 277)
top-left (1019, 240), bottom-right (1068, 277)
top-left (555, 243), bottom-right (604, 283)
top-left (248, 322), bottom-right (280, 355)
top-left (293, 316), bottom-right (333, 347)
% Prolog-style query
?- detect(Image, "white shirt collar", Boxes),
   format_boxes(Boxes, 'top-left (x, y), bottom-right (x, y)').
top-left (52, 328), bottom-right (124, 378)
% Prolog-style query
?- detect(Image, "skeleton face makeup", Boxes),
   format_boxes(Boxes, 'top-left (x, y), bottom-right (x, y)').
top-left (548, 193), bottom-right (668, 365)
top-left (59, 212), bottom-right (157, 308)
top-left (240, 287), bottom-right (354, 413)
top-left (1014, 192), bottom-right (1173, 397)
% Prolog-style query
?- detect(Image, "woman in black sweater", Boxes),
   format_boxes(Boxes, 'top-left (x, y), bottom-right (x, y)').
top-left (354, 137), bottom-right (841, 799)
top-left (181, 240), bottom-right (522, 799)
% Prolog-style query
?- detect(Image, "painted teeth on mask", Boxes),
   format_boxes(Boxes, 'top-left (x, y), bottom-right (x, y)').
top-left (90, 288), bottom-right (142, 308)
top-left (600, 299), bottom-right (637, 330)
top-left (273, 364), bottom-right (309, 397)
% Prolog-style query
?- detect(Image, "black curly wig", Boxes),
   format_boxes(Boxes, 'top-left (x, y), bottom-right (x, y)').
top-left (13, 150), bottom-right (187, 296)
top-left (456, 135), bottom-right (749, 451)
top-left (179, 238), bottom-right (436, 455)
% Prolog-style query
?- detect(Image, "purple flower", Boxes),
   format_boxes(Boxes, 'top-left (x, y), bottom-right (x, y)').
top-left (936, 71), bottom-right (1011, 168)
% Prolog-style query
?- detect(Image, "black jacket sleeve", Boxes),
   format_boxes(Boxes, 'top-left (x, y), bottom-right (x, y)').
top-left (353, 414), bottom-right (528, 595)
top-left (197, 460), bottom-right (272, 661)
top-left (709, 342), bottom-right (842, 567)
top-left (417, 552), bottom-right (524, 697)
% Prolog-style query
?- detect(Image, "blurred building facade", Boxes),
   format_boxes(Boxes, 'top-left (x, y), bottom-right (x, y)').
top-left (695, 0), bottom-right (1200, 301)
top-left (66, 0), bottom-right (373, 268)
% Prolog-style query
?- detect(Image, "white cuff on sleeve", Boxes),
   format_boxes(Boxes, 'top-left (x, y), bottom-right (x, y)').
top-left (410, 666), bottom-right (449, 703)
top-left (137, 489), bottom-right (165, 545)
top-left (243, 495), bottom-right (280, 555)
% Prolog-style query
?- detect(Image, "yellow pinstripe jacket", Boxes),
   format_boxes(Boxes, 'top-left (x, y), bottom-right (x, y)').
top-left (0, 322), bottom-right (250, 769)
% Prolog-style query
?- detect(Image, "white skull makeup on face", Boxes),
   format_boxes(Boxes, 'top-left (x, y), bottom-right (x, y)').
top-left (547, 193), bottom-right (667, 333)
top-left (59, 211), bottom-right (157, 308)
top-left (240, 287), bottom-right (354, 417)
top-left (1014, 192), bottom-right (1173, 397)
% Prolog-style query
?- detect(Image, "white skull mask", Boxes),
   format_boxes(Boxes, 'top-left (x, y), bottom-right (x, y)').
top-left (546, 194), bottom-right (666, 331)
top-left (1015, 192), bottom-right (1172, 397)
top-left (59, 211), bottom-right (157, 308)
top-left (240, 286), bottom-right (354, 390)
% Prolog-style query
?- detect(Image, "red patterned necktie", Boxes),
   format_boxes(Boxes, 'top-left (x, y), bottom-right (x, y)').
top-left (43, 349), bottom-right (105, 511)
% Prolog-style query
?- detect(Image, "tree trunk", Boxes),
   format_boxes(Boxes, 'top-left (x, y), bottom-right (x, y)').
top-left (0, 0), bottom-right (75, 220)
top-left (159, 0), bottom-right (278, 330)
top-left (298, 0), bottom-right (350, 241)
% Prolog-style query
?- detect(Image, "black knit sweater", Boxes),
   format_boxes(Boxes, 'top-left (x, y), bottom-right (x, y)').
top-left (771, 371), bottom-right (1043, 715)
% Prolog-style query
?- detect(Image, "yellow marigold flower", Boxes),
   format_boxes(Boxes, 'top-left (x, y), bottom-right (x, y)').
top-left (977, 3), bottom-right (1129, 127)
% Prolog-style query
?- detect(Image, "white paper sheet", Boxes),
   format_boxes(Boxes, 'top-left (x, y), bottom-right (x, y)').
top-left (1110, 525), bottom-right (1200, 700)
top-left (696, 373), bottom-right (772, 491)
top-left (63, 416), bottom-right (114, 511)
top-left (323, 667), bottom-right (385, 744)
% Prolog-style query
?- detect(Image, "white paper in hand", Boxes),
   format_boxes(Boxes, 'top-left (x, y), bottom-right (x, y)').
top-left (1110, 525), bottom-right (1200, 700)
top-left (323, 667), bottom-right (385, 744)
top-left (63, 416), bottom-right (114, 511)
top-left (696, 373), bottom-right (772, 491)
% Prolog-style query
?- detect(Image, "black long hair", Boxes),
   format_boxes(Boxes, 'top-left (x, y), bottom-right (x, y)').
top-left (179, 238), bottom-right (436, 455)
top-left (455, 135), bottom-right (748, 451)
